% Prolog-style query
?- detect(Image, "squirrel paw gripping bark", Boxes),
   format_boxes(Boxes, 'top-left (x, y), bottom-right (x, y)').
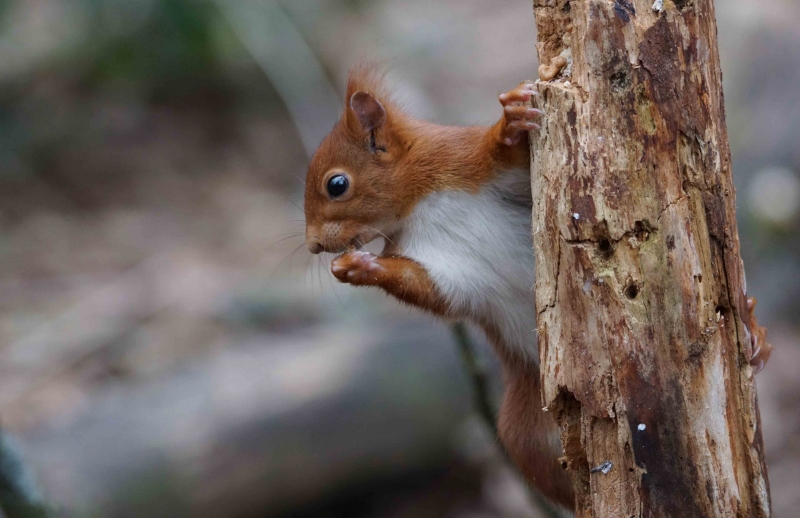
top-left (750, 340), bottom-right (772, 374)
top-left (746, 297), bottom-right (773, 373)
top-left (331, 252), bottom-right (384, 286)
top-left (498, 82), bottom-right (541, 146)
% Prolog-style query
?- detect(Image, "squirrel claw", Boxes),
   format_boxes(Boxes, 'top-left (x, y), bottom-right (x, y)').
top-left (499, 82), bottom-right (542, 146)
top-left (749, 340), bottom-right (772, 374)
top-left (332, 251), bottom-right (384, 286)
top-left (499, 82), bottom-right (537, 105)
top-left (745, 296), bottom-right (773, 374)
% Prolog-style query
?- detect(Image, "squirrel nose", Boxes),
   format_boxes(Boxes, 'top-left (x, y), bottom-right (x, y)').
top-left (307, 240), bottom-right (323, 254)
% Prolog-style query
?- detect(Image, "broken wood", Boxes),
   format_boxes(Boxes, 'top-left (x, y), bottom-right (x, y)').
top-left (529, 0), bottom-right (771, 516)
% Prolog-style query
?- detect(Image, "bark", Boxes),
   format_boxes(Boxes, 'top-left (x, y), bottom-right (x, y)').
top-left (529, 1), bottom-right (771, 516)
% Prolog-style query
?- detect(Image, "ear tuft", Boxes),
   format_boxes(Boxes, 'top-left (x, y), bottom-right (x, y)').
top-left (349, 91), bottom-right (386, 132)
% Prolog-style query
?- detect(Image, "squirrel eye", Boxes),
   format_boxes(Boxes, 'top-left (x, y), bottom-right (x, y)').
top-left (326, 174), bottom-right (349, 198)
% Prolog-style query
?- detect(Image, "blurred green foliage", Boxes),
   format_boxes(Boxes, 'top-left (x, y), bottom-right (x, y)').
top-left (0, 0), bottom-right (245, 184)
top-left (78, 0), bottom-right (221, 94)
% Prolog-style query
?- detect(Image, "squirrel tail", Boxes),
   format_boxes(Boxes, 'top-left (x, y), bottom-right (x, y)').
top-left (498, 360), bottom-right (576, 511)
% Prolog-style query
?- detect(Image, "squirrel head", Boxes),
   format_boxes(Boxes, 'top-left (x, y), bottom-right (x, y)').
top-left (304, 66), bottom-right (412, 254)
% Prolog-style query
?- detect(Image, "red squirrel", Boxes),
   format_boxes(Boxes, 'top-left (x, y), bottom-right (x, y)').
top-left (303, 65), bottom-right (573, 510)
top-left (302, 63), bottom-right (776, 512)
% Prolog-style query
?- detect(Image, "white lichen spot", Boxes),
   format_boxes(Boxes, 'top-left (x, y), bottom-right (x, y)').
top-left (573, 213), bottom-right (580, 220)
top-left (638, 423), bottom-right (646, 431)
top-left (652, 0), bottom-right (664, 13)
top-left (590, 461), bottom-right (613, 475)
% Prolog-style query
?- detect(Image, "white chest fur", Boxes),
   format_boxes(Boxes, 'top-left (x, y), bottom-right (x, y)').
top-left (398, 169), bottom-right (538, 360)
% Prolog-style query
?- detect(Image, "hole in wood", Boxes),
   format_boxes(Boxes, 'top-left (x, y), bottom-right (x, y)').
top-left (598, 238), bottom-right (613, 258)
top-left (610, 69), bottom-right (630, 91)
top-left (625, 283), bottom-right (639, 300)
top-left (688, 342), bottom-right (707, 360)
top-left (634, 220), bottom-right (652, 242)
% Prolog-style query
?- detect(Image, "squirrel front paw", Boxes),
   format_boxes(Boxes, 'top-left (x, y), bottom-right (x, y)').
top-left (499, 82), bottom-right (542, 146)
top-left (331, 251), bottom-right (385, 286)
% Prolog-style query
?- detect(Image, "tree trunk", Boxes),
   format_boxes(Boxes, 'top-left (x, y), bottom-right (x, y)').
top-left (529, 1), bottom-right (771, 516)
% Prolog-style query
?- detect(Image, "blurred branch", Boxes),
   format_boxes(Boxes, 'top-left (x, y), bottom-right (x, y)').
top-left (450, 323), bottom-right (565, 518)
top-left (214, 0), bottom-right (341, 158)
top-left (451, 322), bottom-right (497, 437)
top-left (0, 429), bottom-right (51, 518)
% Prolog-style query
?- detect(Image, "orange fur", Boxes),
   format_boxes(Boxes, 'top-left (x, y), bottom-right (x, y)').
top-left (304, 65), bottom-right (574, 511)
top-left (744, 297), bottom-right (773, 372)
top-left (331, 251), bottom-right (451, 316)
top-left (499, 357), bottom-right (575, 509)
top-left (304, 65), bottom-right (531, 253)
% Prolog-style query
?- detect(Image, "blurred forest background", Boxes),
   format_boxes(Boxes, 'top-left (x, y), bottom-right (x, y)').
top-left (0, 1), bottom-right (798, 517)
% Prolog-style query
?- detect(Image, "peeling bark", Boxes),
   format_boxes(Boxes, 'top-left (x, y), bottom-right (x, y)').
top-left (529, 1), bottom-right (770, 516)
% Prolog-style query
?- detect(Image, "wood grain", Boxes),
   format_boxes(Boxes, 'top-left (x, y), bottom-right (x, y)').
top-left (529, 1), bottom-right (771, 515)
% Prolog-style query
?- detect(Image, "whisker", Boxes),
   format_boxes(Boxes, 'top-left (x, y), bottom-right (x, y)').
top-left (286, 198), bottom-right (306, 215)
top-left (266, 233), bottom-right (304, 249)
top-left (310, 252), bottom-right (318, 297)
top-left (309, 254), bottom-right (316, 297)
top-left (364, 225), bottom-right (397, 247)
top-left (288, 241), bottom-right (308, 274)
top-left (270, 230), bottom-right (305, 237)
top-left (316, 255), bottom-right (325, 299)
top-left (270, 242), bottom-right (307, 278)
top-left (323, 253), bottom-right (345, 307)
top-left (304, 252), bottom-right (313, 292)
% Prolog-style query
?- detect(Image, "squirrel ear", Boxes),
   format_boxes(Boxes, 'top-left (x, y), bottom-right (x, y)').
top-left (349, 91), bottom-right (386, 132)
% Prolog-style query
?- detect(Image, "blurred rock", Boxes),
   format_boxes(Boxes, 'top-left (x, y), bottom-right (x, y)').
top-left (17, 317), bottom-right (474, 517)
